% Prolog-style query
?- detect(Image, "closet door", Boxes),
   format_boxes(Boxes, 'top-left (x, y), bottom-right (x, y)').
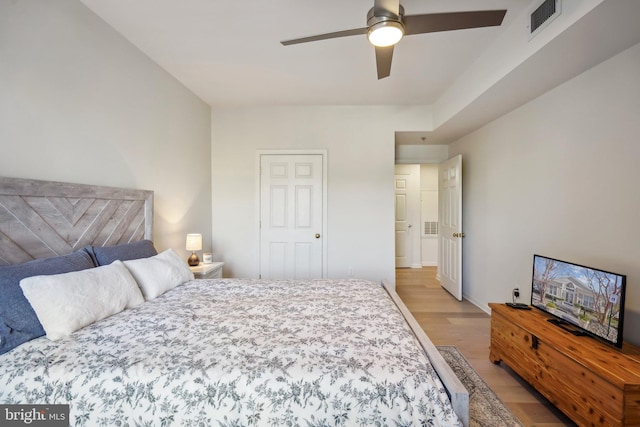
top-left (259, 154), bottom-right (323, 279)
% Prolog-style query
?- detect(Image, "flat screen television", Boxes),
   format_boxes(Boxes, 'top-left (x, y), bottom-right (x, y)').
top-left (531, 254), bottom-right (626, 348)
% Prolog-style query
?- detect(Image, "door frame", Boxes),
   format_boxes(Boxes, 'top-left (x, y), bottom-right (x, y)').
top-left (256, 149), bottom-right (328, 278)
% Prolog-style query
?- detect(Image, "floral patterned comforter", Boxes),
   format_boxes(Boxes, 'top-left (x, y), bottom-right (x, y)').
top-left (0, 279), bottom-right (462, 426)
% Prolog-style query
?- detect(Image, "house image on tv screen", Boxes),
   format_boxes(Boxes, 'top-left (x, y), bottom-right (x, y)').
top-left (531, 255), bottom-right (625, 346)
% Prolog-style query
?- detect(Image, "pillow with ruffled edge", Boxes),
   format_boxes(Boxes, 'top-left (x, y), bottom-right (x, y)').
top-left (0, 249), bottom-right (96, 354)
top-left (123, 248), bottom-right (194, 300)
top-left (19, 261), bottom-right (144, 341)
top-left (86, 239), bottom-right (158, 266)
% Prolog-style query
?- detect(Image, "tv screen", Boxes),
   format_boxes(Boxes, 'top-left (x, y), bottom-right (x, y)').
top-left (531, 254), bottom-right (626, 348)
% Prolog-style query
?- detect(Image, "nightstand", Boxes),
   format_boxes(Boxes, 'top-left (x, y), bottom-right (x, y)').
top-left (189, 262), bottom-right (224, 279)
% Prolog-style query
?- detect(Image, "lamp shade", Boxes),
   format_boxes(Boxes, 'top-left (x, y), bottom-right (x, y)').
top-left (185, 233), bottom-right (202, 251)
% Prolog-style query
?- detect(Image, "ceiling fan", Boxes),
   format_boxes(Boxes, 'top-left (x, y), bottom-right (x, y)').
top-left (281, 0), bottom-right (507, 79)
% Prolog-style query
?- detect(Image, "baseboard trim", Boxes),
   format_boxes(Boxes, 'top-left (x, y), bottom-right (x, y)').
top-left (462, 293), bottom-right (491, 315)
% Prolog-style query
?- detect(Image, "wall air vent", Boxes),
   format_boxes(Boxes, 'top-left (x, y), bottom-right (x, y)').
top-left (529, 0), bottom-right (561, 39)
top-left (424, 221), bottom-right (438, 236)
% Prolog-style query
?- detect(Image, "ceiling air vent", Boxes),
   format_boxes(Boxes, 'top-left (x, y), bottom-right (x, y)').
top-left (529, 0), bottom-right (561, 39)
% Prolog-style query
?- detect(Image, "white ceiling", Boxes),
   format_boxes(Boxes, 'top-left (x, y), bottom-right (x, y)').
top-left (79, 0), bottom-right (640, 144)
top-left (79, 0), bottom-right (529, 106)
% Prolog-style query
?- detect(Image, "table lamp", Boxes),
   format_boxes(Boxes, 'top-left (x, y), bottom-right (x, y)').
top-left (185, 233), bottom-right (202, 266)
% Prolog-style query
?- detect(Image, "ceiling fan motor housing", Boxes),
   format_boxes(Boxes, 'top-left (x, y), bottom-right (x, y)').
top-left (367, 5), bottom-right (405, 27)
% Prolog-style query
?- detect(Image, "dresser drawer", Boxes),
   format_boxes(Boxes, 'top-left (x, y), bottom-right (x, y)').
top-left (189, 262), bottom-right (224, 279)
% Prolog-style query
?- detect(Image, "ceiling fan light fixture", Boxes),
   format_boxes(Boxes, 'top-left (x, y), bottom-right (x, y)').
top-left (367, 21), bottom-right (404, 47)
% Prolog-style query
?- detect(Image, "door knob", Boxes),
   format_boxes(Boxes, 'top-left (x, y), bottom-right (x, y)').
top-left (315, 233), bottom-right (321, 239)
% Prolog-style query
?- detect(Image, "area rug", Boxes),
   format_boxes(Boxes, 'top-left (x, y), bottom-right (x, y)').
top-left (437, 346), bottom-right (524, 427)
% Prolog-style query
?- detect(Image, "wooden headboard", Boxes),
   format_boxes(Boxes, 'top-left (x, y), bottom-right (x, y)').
top-left (0, 177), bottom-right (153, 266)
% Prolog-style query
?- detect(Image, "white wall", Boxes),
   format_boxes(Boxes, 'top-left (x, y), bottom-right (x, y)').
top-left (420, 164), bottom-right (438, 266)
top-left (395, 145), bottom-right (449, 164)
top-left (449, 41), bottom-right (640, 345)
top-left (0, 0), bottom-right (212, 256)
top-left (211, 106), bottom-right (431, 284)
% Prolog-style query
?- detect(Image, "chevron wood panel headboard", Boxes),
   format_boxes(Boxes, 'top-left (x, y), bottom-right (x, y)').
top-left (0, 177), bottom-right (153, 266)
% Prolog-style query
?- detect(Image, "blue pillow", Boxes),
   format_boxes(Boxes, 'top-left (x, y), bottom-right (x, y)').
top-left (86, 240), bottom-right (158, 266)
top-left (0, 249), bottom-right (96, 355)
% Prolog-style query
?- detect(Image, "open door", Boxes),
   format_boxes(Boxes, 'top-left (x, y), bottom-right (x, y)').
top-left (438, 155), bottom-right (463, 300)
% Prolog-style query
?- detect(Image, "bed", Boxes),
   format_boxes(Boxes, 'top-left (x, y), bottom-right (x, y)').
top-left (0, 177), bottom-right (468, 426)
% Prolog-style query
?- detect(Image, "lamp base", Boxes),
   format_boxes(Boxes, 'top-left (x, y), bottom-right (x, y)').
top-left (187, 252), bottom-right (200, 266)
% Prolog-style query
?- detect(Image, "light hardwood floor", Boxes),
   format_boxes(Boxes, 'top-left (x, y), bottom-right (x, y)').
top-left (396, 267), bottom-right (576, 427)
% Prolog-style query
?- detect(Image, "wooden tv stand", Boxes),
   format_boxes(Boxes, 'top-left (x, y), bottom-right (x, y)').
top-left (489, 303), bottom-right (640, 426)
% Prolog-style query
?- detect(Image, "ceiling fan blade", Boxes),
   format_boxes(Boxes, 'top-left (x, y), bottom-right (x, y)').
top-left (404, 10), bottom-right (507, 36)
top-left (281, 27), bottom-right (367, 46)
top-left (374, 0), bottom-right (400, 15)
top-left (375, 45), bottom-right (394, 79)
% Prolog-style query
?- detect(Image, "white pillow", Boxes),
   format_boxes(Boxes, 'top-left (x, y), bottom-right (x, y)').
top-left (122, 248), bottom-right (194, 300)
top-left (19, 261), bottom-right (144, 340)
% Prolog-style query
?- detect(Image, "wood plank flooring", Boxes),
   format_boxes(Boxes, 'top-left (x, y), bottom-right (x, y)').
top-left (396, 267), bottom-right (576, 427)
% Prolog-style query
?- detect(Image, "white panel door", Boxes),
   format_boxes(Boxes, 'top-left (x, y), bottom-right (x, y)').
top-left (395, 175), bottom-right (411, 268)
top-left (438, 155), bottom-right (463, 300)
top-left (260, 154), bottom-right (323, 279)
top-left (395, 165), bottom-right (421, 269)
